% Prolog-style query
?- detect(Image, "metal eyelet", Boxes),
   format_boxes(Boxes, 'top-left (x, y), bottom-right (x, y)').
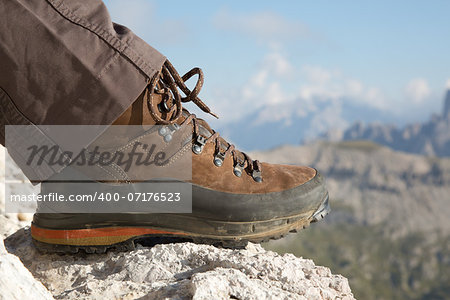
top-left (158, 99), bottom-right (170, 113)
top-left (233, 161), bottom-right (245, 177)
top-left (163, 134), bottom-right (172, 142)
top-left (214, 151), bottom-right (226, 167)
top-left (158, 123), bottom-right (180, 143)
top-left (252, 169), bottom-right (263, 183)
top-left (168, 123), bottom-right (180, 131)
top-left (192, 135), bottom-right (207, 155)
top-left (158, 127), bottom-right (168, 136)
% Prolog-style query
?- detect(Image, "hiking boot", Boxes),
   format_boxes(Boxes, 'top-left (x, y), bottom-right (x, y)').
top-left (31, 60), bottom-right (330, 253)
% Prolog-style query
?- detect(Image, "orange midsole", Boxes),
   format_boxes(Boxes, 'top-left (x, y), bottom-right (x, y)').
top-left (31, 224), bottom-right (185, 246)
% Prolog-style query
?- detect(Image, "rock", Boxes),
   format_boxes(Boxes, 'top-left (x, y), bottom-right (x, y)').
top-left (0, 239), bottom-right (54, 300)
top-left (0, 146), bottom-right (5, 214)
top-left (0, 214), bottom-right (24, 239)
top-left (0, 146), bottom-right (34, 239)
top-left (17, 213), bottom-right (33, 222)
top-left (5, 228), bottom-right (354, 300)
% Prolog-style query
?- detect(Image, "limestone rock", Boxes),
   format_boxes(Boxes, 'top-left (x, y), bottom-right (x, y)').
top-left (0, 239), bottom-right (54, 300)
top-left (5, 228), bottom-right (354, 300)
top-left (0, 146), bottom-right (35, 230)
top-left (0, 214), bottom-right (24, 239)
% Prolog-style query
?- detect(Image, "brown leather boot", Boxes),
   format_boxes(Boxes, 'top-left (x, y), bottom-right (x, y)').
top-left (31, 60), bottom-right (329, 253)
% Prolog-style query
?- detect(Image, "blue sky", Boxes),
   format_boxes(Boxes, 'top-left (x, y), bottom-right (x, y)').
top-left (103, 0), bottom-right (450, 144)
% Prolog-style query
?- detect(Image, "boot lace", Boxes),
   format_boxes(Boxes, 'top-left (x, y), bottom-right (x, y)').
top-left (145, 60), bottom-right (262, 182)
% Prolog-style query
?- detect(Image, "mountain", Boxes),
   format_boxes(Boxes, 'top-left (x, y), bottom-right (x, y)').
top-left (253, 141), bottom-right (450, 237)
top-left (252, 141), bottom-right (450, 300)
top-left (213, 99), bottom-right (399, 151)
top-left (320, 90), bottom-right (450, 157)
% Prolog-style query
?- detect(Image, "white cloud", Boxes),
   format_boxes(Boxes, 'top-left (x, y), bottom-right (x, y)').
top-left (262, 52), bottom-right (294, 76)
top-left (297, 65), bottom-right (387, 110)
top-left (405, 78), bottom-right (431, 104)
top-left (211, 51), bottom-right (386, 133)
top-left (309, 101), bottom-right (348, 138)
top-left (302, 66), bottom-right (334, 84)
top-left (209, 51), bottom-right (293, 125)
top-left (213, 9), bottom-right (311, 44)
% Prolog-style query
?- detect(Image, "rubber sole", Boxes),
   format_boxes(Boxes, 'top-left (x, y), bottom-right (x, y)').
top-left (32, 194), bottom-right (330, 254)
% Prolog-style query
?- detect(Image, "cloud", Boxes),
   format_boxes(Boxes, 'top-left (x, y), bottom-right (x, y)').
top-left (257, 64), bottom-right (385, 132)
top-left (302, 66), bottom-right (334, 84)
top-left (405, 78), bottom-right (431, 104)
top-left (309, 100), bottom-right (348, 137)
top-left (208, 52), bottom-right (293, 125)
top-left (297, 65), bottom-right (387, 110)
top-left (213, 9), bottom-right (311, 44)
top-left (240, 51), bottom-right (293, 106)
top-left (262, 52), bottom-right (294, 76)
top-left (211, 50), bottom-right (385, 133)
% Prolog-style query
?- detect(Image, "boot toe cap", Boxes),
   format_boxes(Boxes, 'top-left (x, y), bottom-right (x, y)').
top-left (260, 163), bottom-right (317, 192)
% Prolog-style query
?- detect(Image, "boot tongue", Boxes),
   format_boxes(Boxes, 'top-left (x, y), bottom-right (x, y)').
top-left (113, 91), bottom-right (178, 126)
top-left (184, 110), bottom-right (246, 160)
top-left (182, 109), bottom-right (238, 156)
top-left (180, 109), bottom-right (214, 138)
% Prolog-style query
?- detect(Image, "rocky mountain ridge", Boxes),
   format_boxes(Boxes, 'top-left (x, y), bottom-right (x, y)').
top-left (253, 141), bottom-right (450, 237)
top-left (320, 90), bottom-right (450, 157)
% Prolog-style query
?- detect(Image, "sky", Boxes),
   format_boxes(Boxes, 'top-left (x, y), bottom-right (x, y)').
top-left (103, 0), bottom-right (450, 145)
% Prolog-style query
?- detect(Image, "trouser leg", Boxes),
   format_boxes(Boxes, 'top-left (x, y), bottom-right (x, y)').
top-left (0, 0), bottom-right (166, 181)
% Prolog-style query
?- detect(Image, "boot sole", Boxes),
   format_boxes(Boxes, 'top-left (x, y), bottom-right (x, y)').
top-left (31, 193), bottom-right (330, 253)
